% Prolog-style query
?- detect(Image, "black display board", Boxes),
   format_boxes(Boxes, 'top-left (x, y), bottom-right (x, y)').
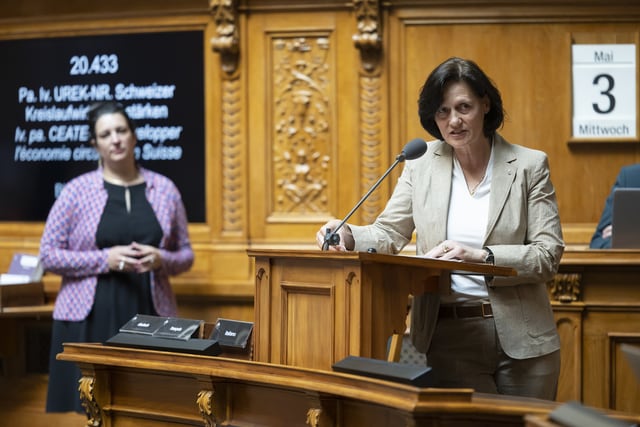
top-left (0, 30), bottom-right (205, 222)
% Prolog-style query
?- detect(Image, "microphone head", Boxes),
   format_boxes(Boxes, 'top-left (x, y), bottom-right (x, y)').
top-left (398, 138), bottom-right (427, 161)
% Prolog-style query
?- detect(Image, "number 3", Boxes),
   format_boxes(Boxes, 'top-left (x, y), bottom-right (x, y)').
top-left (592, 73), bottom-right (616, 114)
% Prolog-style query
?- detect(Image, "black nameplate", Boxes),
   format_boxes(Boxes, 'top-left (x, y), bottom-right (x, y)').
top-left (106, 332), bottom-right (221, 356)
top-left (153, 317), bottom-right (201, 341)
top-left (332, 356), bottom-right (434, 387)
top-left (119, 314), bottom-right (202, 340)
top-left (210, 318), bottom-right (254, 349)
top-left (119, 314), bottom-right (168, 335)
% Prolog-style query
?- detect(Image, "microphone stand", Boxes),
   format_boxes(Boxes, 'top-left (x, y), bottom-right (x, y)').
top-left (322, 153), bottom-right (407, 251)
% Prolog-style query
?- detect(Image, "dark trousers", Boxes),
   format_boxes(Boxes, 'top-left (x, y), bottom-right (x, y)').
top-left (427, 315), bottom-right (560, 400)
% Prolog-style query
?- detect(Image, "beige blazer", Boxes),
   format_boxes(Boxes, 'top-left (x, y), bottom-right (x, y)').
top-left (350, 134), bottom-right (563, 359)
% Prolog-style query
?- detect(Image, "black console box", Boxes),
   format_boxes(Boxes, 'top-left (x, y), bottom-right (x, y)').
top-left (106, 332), bottom-right (221, 356)
top-left (332, 355), bottom-right (433, 387)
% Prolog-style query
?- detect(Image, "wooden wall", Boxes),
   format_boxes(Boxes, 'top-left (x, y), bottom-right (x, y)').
top-left (1, 0), bottom-right (639, 323)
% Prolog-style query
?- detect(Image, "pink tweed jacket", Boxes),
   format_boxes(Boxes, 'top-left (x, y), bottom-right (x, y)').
top-left (39, 167), bottom-right (194, 321)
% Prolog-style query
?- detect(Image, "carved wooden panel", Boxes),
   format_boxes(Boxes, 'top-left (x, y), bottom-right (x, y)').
top-left (281, 281), bottom-right (335, 369)
top-left (265, 256), bottom-right (349, 370)
top-left (271, 36), bottom-right (332, 217)
top-left (553, 306), bottom-right (584, 402)
top-left (582, 311), bottom-right (640, 410)
top-left (609, 335), bottom-right (640, 412)
top-left (247, 10), bottom-right (362, 242)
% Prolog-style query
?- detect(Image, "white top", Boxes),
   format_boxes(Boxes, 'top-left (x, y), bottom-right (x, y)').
top-left (441, 146), bottom-right (494, 305)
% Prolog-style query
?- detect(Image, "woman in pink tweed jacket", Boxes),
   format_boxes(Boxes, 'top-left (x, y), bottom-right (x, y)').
top-left (40, 166), bottom-right (193, 321)
top-left (41, 101), bottom-right (194, 413)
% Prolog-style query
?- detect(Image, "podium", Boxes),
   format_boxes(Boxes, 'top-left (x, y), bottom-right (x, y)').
top-left (248, 249), bottom-right (515, 371)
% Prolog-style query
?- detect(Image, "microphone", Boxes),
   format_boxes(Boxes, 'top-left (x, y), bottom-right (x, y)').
top-left (397, 137), bottom-right (429, 161)
top-left (322, 138), bottom-right (427, 250)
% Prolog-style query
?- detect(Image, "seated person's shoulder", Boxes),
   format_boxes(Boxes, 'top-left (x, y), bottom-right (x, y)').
top-left (620, 163), bottom-right (640, 178)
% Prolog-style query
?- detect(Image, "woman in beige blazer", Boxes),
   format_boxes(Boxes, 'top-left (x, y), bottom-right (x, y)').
top-left (316, 57), bottom-right (563, 400)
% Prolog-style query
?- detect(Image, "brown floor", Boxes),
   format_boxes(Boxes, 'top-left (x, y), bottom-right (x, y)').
top-left (0, 374), bottom-right (86, 427)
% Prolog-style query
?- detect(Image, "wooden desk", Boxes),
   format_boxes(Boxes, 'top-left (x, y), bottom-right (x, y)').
top-left (0, 281), bottom-right (45, 312)
top-left (0, 304), bottom-right (53, 377)
top-left (0, 303), bottom-right (53, 317)
top-left (57, 342), bottom-right (580, 427)
top-left (552, 249), bottom-right (640, 413)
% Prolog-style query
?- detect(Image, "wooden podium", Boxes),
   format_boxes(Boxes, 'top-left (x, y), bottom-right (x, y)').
top-left (248, 249), bottom-right (515, 371)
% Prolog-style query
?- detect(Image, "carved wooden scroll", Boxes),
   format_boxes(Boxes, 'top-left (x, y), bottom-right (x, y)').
top-left (352, 0), bottom-right (382, 73)
top-left (78, 375), bottom-right (102, 427)
top-left (197, 389), bottom-right (216, 427)
top-left (210, 0), bottom-right (239, 74)
top-left (548, 273), bottom-right (582, 303)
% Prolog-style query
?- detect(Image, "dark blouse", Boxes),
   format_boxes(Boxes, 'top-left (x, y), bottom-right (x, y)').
top-left (92, 181), bottom-right (164, 329)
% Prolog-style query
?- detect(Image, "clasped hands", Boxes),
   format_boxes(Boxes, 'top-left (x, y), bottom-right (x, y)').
top-left (424, 240), bottom-right (486, 263)
top-left (109, 241), bottom-right (160, 273)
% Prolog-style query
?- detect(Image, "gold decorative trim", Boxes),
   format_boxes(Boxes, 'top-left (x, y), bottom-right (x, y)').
top-left (197, 389), bottom-right (216, 427)
top-left (78, 376), bottom-right (102, 427)
top-left (352, 0), bottom-right (382, 73)
top-left (306, 408), bottom-right (322, 426)
top-left (210, 0), bottom-right (239, 74)
top-left (548, 273), bottom-right (582, 303)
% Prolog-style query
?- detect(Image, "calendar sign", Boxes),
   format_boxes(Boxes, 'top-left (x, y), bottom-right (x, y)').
top-left (572, 44), bottom-right (636, 139)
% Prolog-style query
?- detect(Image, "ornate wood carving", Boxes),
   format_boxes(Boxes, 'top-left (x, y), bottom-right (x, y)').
top-left (210, 0), bottom-right (239, 75)
top-left (305, 407), bottom-right (322, 426)
top-left (221, 77), bottom-right (244, 233)
top-left (78, 375), bottom-right (102, 427)
top-left (210, 0), bottom-right (244, 234)
top-left (548, 273), bottom-right (582, 303)
top-left (353, 2), bottom-right (384, 223)
top-left (352, 0), bottom-right (382, 73)
top-left (345, 271), bottom-right (357, 286)
top-left (359, 75), bottom-right (383, 223)
top-left (272, 36), bottom-right (331, 216)
top-left (196, 389), bottom-right (216, 427)
top-left (256, 267), bottom-right (266, 281)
